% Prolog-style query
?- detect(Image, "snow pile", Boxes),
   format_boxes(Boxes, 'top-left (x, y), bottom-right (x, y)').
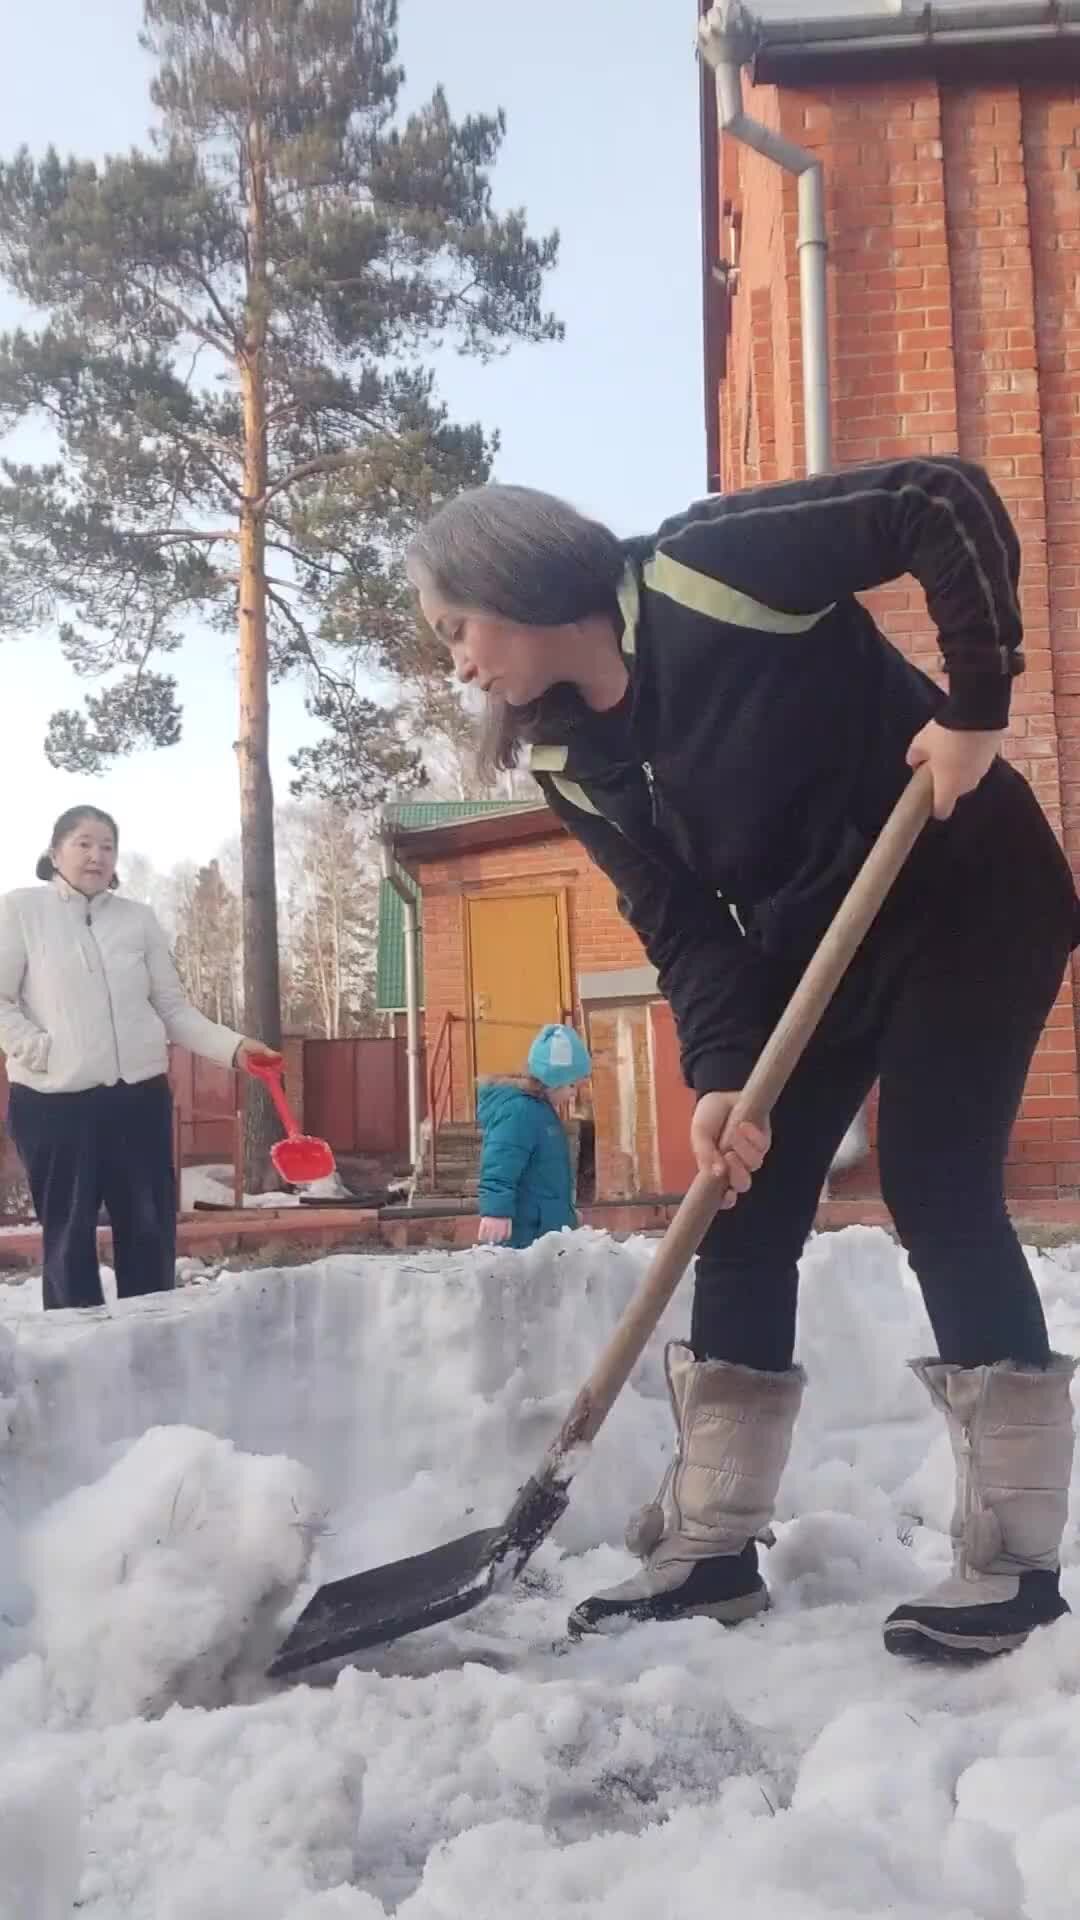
top-left (181, 1163), bottom-right (301, 1209)
top-left (1, 1225), bottom-right (1080, 1916)
top-left (0, 1230), bottom-right (697, 1558)
top-left (180, 1162), bottom-right (348, 1208)
top-left (176, 1254), bottom-right (218, 1285)
top-left (20, 1426), bottom-right (323, 1725)
top-left (0, 1752), bottom-right (82, 1920)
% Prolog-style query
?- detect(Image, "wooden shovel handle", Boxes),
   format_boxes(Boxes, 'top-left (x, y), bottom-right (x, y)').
top-left (557, 765), bottom-right (934, 1454)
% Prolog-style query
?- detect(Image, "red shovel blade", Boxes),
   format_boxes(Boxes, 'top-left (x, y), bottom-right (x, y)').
top-left (271, 1135), bottom-right (336, 1185)
top-left (244, 1056), bottom-right (337, 1187)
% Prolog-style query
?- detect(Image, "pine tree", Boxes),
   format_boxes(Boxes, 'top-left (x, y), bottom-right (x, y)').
top-left (0, 0), bottom-right (559, 1181)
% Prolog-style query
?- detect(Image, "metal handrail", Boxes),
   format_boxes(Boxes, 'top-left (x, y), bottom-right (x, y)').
top-left (426, 1012), bottom-right (456, 1187)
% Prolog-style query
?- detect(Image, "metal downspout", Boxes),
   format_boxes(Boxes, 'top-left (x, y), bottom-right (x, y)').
top-left (699, 6), bottom-right (874, 1180)
top-left (380, 840), bottom-right (422, 1174)
top-left (698, 0), bottom-right (832, 474)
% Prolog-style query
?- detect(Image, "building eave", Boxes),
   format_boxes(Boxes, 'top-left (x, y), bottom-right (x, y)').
top-left (748, 0), bottom-right (1080, 83)
top-left (384, 804), bottom-right (565, 874)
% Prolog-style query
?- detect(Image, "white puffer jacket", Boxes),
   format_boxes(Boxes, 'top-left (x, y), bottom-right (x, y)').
top-left (0, 880), bottom-right (243, 1094)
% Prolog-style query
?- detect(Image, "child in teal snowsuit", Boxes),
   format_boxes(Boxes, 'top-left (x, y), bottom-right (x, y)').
top-left (476, 1023), bottom-right (591, 1250)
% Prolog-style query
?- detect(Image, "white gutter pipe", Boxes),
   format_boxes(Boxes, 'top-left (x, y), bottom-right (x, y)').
top-left (698, 0), bottom-right (832, 474)
top-left (380, 840), bottom-right (422, 1174)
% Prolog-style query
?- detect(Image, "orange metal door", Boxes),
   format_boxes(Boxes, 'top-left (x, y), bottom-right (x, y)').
top-left (467, 893), bottom-right (566, 1079)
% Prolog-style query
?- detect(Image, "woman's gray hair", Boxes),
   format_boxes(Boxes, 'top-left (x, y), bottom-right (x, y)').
top-left (407, 485), bottom-right (624, 770)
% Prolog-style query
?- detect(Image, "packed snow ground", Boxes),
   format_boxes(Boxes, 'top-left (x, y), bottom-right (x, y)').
top-left (180, 1162), bottom-right (349, 1209)
top-left (2, 1227), bottom-right (1080, 1919)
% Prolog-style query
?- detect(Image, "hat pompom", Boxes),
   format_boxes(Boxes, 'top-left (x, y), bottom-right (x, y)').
top-left (528, 1023), bottom-right (591, 1089)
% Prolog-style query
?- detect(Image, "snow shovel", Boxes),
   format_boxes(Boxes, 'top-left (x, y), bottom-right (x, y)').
top-left (266, 766), bottom-right (934, 1680)
top-left (245, 1056), bottom-right (337, 1186)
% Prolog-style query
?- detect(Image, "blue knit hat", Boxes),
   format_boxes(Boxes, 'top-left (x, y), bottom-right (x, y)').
top-left (528, 1023), bottom-right (591, 1089)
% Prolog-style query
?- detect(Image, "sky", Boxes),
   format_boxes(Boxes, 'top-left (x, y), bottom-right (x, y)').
top-left (0, 0), bottom-right (705, 891)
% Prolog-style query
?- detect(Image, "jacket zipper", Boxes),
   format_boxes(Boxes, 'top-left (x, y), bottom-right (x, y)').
top-left (86, 910), bottom-right (122, 1081)
top-left (642, 760), bottom-right (658, 825)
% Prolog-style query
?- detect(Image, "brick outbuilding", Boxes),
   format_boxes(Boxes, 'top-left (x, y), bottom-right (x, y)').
top-left (384, 804), bottom-right (699, 1204)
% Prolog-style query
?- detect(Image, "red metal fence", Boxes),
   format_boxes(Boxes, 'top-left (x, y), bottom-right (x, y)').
top-left (170, 1049), bottom-right (241, 1162)
top-left (0, 1058), bottom-right (18, 1193)
top-left (302, 1035), bottom-right (421, 1158)
top-left (0, 1031), bottom-right (421, 1189)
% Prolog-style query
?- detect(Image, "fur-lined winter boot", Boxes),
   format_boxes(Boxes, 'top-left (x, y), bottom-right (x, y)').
top-left (568, 1343), bottom-right (804, 1635)
top-left (884, 1354), bottom-right (1077, 1662)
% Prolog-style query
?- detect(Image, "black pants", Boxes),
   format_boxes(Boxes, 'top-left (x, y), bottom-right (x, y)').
top-left (691, 764), bottom-right (1078, 1372)
top-left (8, 1077), bottom-right (176, 1311)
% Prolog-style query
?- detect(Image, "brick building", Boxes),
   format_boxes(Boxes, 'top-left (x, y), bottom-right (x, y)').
top-left (386, 6), bottom-right (1080, 1219)
top-left (697, 0), bottom-right (1080, 1208)
top-left (383, 803), bottom-right (699, 1203)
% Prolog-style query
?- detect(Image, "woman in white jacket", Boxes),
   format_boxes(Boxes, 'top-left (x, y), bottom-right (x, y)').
top-left (0, 805), bottom-right (278, 1310)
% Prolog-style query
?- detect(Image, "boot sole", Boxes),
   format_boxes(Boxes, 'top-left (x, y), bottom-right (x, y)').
top-left (883, 1620), bottom-right (1030, 1663)
top-left (568, 1586), bottom-right (770, 1639)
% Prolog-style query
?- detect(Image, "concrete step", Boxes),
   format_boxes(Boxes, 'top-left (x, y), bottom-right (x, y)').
top-left (417, 1118), bottom-right (584, 1200)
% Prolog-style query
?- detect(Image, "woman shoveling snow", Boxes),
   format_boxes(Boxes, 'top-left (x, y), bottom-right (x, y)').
top-left (409, 455), bottom-right (1080, 1666)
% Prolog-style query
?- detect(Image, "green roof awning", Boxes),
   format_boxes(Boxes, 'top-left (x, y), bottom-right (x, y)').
top-left (375, 800), bottom-right (534, 1012)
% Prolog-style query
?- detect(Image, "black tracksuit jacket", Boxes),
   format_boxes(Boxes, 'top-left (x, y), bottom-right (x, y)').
top-left (528, 456), bottom-right (1047, 1094)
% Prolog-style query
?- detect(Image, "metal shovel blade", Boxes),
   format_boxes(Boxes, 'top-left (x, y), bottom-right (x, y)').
top-left (271, 1135), bottom-right (336, 1185)
top-left (267, 1525), bottom-right (504, 1678)
top-left (267, 1471), bottom-right (571, 1679)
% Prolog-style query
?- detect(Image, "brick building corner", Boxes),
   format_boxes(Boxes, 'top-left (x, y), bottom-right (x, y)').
top-left (703, 34), bottom-right (1080, 1207)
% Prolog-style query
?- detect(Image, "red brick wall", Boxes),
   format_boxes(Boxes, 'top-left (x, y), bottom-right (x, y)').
top-left (719, 89), bottom-right (794, 490)
top-left (713, 74), bottom-right (1080, 1207)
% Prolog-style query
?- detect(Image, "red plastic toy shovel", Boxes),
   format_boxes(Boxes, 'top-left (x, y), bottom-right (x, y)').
top-left (246, 1057), bottom-right (337, 1186)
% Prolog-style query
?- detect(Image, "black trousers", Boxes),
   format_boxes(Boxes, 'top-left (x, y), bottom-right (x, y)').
top-left (691, 764), bottom-right (1078, 1373)
top-left (8, 1076), bottom-right (176, 1311)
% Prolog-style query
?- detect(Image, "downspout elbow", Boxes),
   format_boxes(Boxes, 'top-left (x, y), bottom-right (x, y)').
top-left (698, 0), bottom-right (831, 474)
top-left (700, 2), bottom-right (819, 177)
